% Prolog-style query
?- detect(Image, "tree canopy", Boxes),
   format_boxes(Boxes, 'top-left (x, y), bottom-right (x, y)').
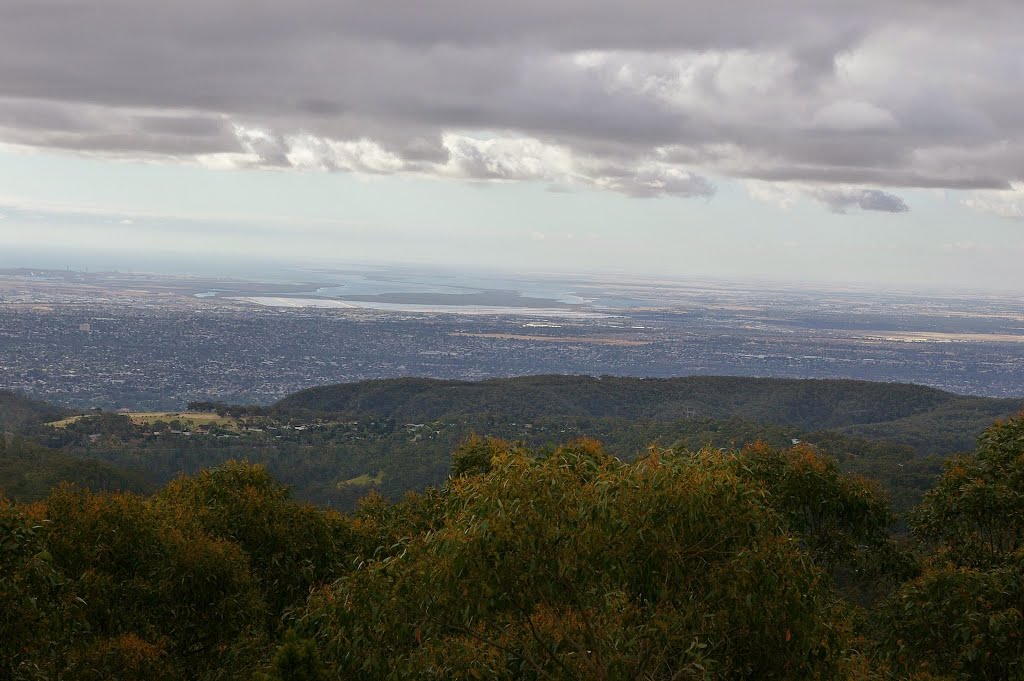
top-left (3, 410), bottom-right (1024, 679)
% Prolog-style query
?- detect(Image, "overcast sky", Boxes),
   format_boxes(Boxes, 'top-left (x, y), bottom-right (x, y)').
top-left (0, 1), bottom-right (1022, 289)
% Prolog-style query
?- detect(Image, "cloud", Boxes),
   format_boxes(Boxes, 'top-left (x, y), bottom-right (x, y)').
top-left (812, 187), bottom-right (909, 214)
top-left (200, 129), bottom-right (718, 200)
top-left (0, 195), bottom-right (375, 233)
top-left (962, 184), bottom-right (1024, 219)
top-left (743, 180), bottom-right (799, 210)
top-left (234, 126), bottom-right (291, 167)
top-left (0, 1), bottom-right (1022, 207)
top-left (599, 164), bottom-right (715, 199)
top-left (809, 100), bottom-right (897, 132)
top-left (744, 180), bottom-right (909, 214)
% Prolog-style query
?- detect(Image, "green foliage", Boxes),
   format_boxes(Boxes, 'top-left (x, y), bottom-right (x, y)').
top-left (295, 440), bottom-right (853, 679)
top-left (840, 398), bottom-right (1024, 456)
top-left (450, 434), bottom-right (520, 477)
top-left (881, 558), bottom-right (1024, 680)
top-left (276, 375), bottom-right (1021, 447)
top-left (10, 392), bottom-right (1024, 679)
top-left (154, 461), bottom-right (356, 624)
top-left (0, 434), bottom-right (152, 502)
top-left (0, 389), bottom-right (70, 433)
top-left (66, 633), bottom-right (179, 681)
top-left (879, 413), bottom-right (1024, 680)
top-left (910, 414), bottom-right (1024, 567)
top-left (726, 441), bottom-right (909, 587)
top-left (42, 483), bottom-right (267, 679)
top-left (260, 629), bottom-right (329, 681)
top-left (0, 461), bottom-right (373, 680)
top-left (0, 496), bottom-right (78, 680)
top-left (6, 376), bottom-right (1019, 516)
top-left (27, 408), bottom-right (944, 516)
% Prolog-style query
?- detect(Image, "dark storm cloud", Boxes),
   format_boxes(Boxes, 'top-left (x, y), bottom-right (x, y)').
top-left (0, 1), bottom-right (1021, 206)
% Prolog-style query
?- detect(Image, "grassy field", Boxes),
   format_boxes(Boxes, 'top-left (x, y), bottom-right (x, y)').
top-left (49, 412), bottom-right (238, 429)
top-left (338, 471), bottom-right (385, 488)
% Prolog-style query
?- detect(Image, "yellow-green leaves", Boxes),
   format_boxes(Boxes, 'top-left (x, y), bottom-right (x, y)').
top-left (911, 415), bottom-right (1024, 568)
top-left (294, 441), bottom-right (848, 679)
top-left (880, 414), bottom-right (1024, 679)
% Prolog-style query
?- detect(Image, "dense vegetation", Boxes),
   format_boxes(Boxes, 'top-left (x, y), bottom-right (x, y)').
top-left (0, 390), bottom-right (69, 433)
top-left (275, 376), bottom-right (1022, 453)
top-left (2, 377), bottom-right (1022, 677)
top-left (4, 376), bottom-right (1018, 516)
top-left (0, 435), bottom-right (152, 501)
top-left (4, 411), bottom-right (1024, 679)
top-left (6, 410), bottom-right (934, 514)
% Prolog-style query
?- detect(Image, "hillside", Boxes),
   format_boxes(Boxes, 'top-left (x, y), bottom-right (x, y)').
top-left (0, 391), bottom-right (150, 500)
top-left (276, 375), bottom-right (1023, 453)
top-left (0, 435), bottom-right (153, 501)
top-left (7, 375), bottom-right (1020, 513)
top-left (7, 415), bottom-right (1024, 680)
top-left (29, 410), bottom-right (930, 511)
top-left (0, 390), bottom-right (71, 433)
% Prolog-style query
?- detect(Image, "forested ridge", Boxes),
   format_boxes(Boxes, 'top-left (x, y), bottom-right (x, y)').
top-left (6, 410), bottom-right (936, 513)
top-left (275, 375), bottom-right (1022, 452)
top-left (3, 378), bottom-right (1024, 678)
top-left (2, 376), bottom-right (1020, 515)
top-left (0, 390), bottom-right (70, 434)
top-left (3, 412), bottom-right (1024, 679)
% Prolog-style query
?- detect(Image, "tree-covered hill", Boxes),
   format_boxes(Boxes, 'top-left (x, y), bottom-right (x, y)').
top-left (5, 375), bottom-right (1019, 513)
top-left (0, 389), bottom-right (71, 433)
top-left (275, 375), bottom-right (1022, 452)
top-left (6, 376), bottom-right (1024, 677)
top-left (0, 435), bottom-right (153, 502)
top-left (836, 395), bottom-right (1024, 453)
top-left (6, 414), bottom-right (1024, 679)
top-left (22, 411), bottom-right (933, 513)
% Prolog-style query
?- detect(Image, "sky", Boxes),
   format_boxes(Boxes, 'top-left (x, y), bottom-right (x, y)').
top-left (0, 1), bottom-right (1022, 290)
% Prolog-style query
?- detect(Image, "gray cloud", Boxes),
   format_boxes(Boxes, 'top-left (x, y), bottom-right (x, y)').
top-left (813, 188), bottom-right (910, 214)
top-left (0, 1), bottom-right (1022, 206)
top-left (852, 189), bottom-right (910, 213)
